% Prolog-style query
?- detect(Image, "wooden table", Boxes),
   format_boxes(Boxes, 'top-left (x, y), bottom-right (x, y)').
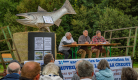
top-left (63, 43), bottom-right (121, 58)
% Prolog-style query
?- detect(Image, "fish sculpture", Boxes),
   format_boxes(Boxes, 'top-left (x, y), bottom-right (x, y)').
top-left (16, 0), bottom-right (76, 32)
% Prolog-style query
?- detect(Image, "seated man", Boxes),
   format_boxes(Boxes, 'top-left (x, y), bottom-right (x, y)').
top-left (19, 61), bottom-right (41, 80)
top-left (91, 30), bottom-right (109, 58)
top-left (78, 30), bottom-right (92, 58)
top-left (41, 53), bottom-right (63, 79)
top-left (1, 62), bottom-right (21, 80)
top-left (58, 32), bottom-right (77, 59)
top-left (77, 60), bottom-right (94, 80)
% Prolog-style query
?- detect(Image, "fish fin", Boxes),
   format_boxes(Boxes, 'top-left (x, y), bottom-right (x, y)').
top-left (45, 27), bottom-right (51, 32)
top-left (54, 19), bottom-right (62, 27)
top-left (37, 6), bottom-right (47, 12)
top-left (62, 0), bottom-right (76, 14)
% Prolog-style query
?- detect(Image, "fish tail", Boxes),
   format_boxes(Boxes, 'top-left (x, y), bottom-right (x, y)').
top-left (62, 0), bottom-right (76, 14)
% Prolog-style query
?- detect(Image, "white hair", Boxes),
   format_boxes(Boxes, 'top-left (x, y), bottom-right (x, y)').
top-left (42, 62), bottom-right (59, 75)
top-left (65, 32), bottom-right (71, 37)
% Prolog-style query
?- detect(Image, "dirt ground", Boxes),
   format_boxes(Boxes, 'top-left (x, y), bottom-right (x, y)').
top-left (134, 68), bottom-right (138, 73)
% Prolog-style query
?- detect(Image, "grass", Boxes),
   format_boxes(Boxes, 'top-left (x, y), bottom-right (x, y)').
top-left (133, 63), bottom-right (138, 68)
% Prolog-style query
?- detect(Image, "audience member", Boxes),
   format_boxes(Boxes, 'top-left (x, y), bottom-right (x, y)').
top-left (95, 59), bottom-right (114, 80)
top-left (77, 60), bottom-right (94, 80)
top-left (10, 60), bottom-right (23, 69)
top-left (19, 61), bottom-right (40, 80)
top-left (71, 60), bottom-right (96, 80)
top-left (121, 67), bottom-right (138, 80)
top-left (40, 62), bottom-right (63, 80)
top-left (41, 54), bottom-right (63, 78)
top-left (1, 62), bottom-right (21, 80)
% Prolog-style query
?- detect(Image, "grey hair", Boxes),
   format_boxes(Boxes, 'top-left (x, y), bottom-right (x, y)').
top-left (75, 60), bottom-right (83, 71)
top-left (65, 32), bottom-right (71, 37)
top-left (96, 30), bottom-right (101, 34)
top-left (121, 67), bottom-right (138, 80)
top-left (97, 59), bottom-right (110, 70)
top-left (7, 66), bottom-right (20, 74)
top-left (83, 30), bottom-right (88, 33)
top-left (42, 62), bottom-right (59, 75)
top-left (78, 60), bottom-right (94, 78)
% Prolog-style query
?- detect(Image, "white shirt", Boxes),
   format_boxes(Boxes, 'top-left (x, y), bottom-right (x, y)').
top-left (39, 75), bottom-right (63, 80)
top-left (58, 36), bottom-right (74, 51)
top-left (80, 78), bottom-right (92, 80)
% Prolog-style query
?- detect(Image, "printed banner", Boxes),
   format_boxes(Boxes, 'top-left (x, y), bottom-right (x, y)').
top-left (24, 56), bottom-right (132, 80)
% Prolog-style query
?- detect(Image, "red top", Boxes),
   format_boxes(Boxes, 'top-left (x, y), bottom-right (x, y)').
top-left (91, 35), bottom-right (107, 52)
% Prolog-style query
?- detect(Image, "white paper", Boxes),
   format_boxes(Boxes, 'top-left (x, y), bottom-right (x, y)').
top-left (34, 37), bottom-right (43, 50)
top-left (43, 16), bottom-right (54, 24)
top-left (34, 51), bottom-right (43, 60)
top-left (44, 37), bottom-right (52, 50)
top-left (102, 42), bottom-right (106, 44)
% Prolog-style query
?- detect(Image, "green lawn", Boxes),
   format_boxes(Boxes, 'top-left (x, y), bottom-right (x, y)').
top-left (133, 63), bottom-right (138, 68)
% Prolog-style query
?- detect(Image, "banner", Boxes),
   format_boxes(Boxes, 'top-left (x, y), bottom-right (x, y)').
top-left (24, 56), bottom-right (132, 80)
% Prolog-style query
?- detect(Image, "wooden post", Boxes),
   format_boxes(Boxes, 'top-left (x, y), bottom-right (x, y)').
top-left (126, 29), bottom-right (131, 56)
top-left (55, 34), bottom-right (57, 59)
top-left (133, 27), bottom-right (138, 57)
top-left (104, 31), bottom-right (106, 38)
top-left (109, 31), bottom-right (112, 43)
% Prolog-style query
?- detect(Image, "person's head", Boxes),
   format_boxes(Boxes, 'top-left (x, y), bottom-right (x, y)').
top-left (83, 30), bottom-right (88, 37)
top-left (65, 32), bottom-right (72, 40)
top-left (6, 62), bottom-right (21, 74)
top-left (21, 61), bottom-right (41, 80)
top-left (44, 53), bottom-right (54, 65)
top-left (96, 30), bottom-right (101, 38)
top-left (10, 60), bottom-right (23, 69)
top-left (75, 60), bottom-right (83, 71)
top-left (77, 60), bottom-right (94, 79)
top-left (42, 62), bottom-right (59, 75)
top-left (97, 59), bottom-right (110, 70)
top-left (121, 67), bottom-right (138, 80)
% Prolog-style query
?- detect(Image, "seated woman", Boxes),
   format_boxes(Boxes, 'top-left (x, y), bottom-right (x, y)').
top-left (121, 67), bottom-right (138, 80)
top-left (39, 62), bottom-right (63, 80)
top-left (95, 59), bottom-right (114, 80)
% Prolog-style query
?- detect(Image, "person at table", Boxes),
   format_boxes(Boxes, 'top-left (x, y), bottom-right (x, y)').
top-left (78, 30), bottom-right (92, 58)
top-left (58, 32), bottom-right (77, 59)
top-left (91, 30), bottom-right (109, 58)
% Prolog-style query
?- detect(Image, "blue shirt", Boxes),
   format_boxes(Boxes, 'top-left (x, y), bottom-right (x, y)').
top-left (95, 67), bottom-right (114, 80)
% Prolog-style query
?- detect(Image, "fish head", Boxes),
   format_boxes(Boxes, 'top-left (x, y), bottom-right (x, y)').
top-left (16, 13), bottom-right (37, 27)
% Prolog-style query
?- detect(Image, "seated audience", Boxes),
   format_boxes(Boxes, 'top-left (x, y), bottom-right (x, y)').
top-left (95, 59), bottom-right (114, 80)
top-left (121, 67), bottom-right (138, 80)
top-left (40, 63), bottom-right (63, 80)
top-left (58, 32), bottom-right (77, 59)
top-left (71, 60), bottom-right (96, 80)
top-left (78, 30), bottom-right (92, 58)
top-left (41, 54), bottom-right (63, 78)
top-left (91, 30), bottom-right (109, 58)
top-left (1, 62), bottom-right (21, 80)
top-left (77, 60), bottom-right (94, 80)
top-left (19, 61), bottom-right (40, 80)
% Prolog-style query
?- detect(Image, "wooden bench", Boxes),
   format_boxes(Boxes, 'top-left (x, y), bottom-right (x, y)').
top-left (57, 53), bottom-right (64, 59)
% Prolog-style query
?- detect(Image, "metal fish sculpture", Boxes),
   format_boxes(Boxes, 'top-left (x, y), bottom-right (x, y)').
top-left (16, 0), bottom-right (76, 32)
